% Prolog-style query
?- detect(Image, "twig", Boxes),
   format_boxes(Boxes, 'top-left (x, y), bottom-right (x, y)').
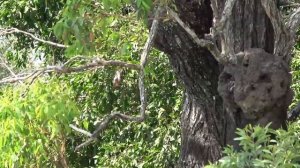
top-left (0, 28), bottom-right (67, 48)
top-left (73, 6), bottom-right (162, 151)
top-left (167, 8), bottom-right (224, 63)
top-left (74, 111), bottom-right (146, 151)
top-left (28, 70), bottom-right (46, 85)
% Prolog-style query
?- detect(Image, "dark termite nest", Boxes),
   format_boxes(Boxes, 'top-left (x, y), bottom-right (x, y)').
top-left (218, 48), bottom-right (293, 129)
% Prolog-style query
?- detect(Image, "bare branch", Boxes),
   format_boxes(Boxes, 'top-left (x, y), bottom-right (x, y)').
top-left (74, 138), bottom-right (96, 151)
top-left (0, 57), bottom-right (24, 84)
top-left (73, 6), bottom-right (162, 151)
top-left (74, 111), bottom-right (145, 151)
top-left (167, 8), bottom-right (225, 63)
top-left (69, 124), bottom-right (92, 137)
top-left (0, 71), bottom-right (37, 84)
top-left (0, 28), bottom-right (67, 48)
top-left (0, 58), bottom-right (141, 84)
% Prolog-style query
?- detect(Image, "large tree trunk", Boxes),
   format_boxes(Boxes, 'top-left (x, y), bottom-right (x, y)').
top-left (155, 1), bottom-right (224, 166)
top-left (154, 0), bottom-right (294, 167)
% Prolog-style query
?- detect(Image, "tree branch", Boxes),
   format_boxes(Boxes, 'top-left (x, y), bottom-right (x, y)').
top-left (214, 0), bottom-right (237, 33)
top-left (261, 0), bottom-right (291, 58)
top-left (209, 0), bottom-right (237, 61)
top-left (69, 124), bottom-right (92, 137)
top-left (0, 57), bottom-right (24, 84)
top-left (216, 0), bottom-right (236, 59)
top-left (167, 8), bottom-right (224, 63)
top-left (0, 28), bottom-right (67, 48)
top-left (0, 58), bottom-right (141, 84)
top-left (74, 111), bottom-right (146, 151)
top-left (72, 6), bottom-right (162, 151)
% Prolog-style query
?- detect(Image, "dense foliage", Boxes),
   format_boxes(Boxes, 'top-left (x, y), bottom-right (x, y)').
top-left (0, 81), bottom-right (79, 167)
top-left (0, 0), bottom-right (65, 66)
top-left (63, 52), bottom-right (182, 167)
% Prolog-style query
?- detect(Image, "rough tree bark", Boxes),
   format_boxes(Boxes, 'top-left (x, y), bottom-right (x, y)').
top-left (155, 1), bottom-right (225, 166)
top-left (153, 0), bottom-right (299, 167)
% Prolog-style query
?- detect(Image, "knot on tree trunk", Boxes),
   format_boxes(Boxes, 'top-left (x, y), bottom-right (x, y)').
top-left (218, 48), bottom-right (293, 129)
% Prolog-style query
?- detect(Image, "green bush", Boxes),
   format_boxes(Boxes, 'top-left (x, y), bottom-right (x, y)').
top-left (207, 122), bottom-right (300, 168)
top-left (0, 81), bottom-right (79, 167)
